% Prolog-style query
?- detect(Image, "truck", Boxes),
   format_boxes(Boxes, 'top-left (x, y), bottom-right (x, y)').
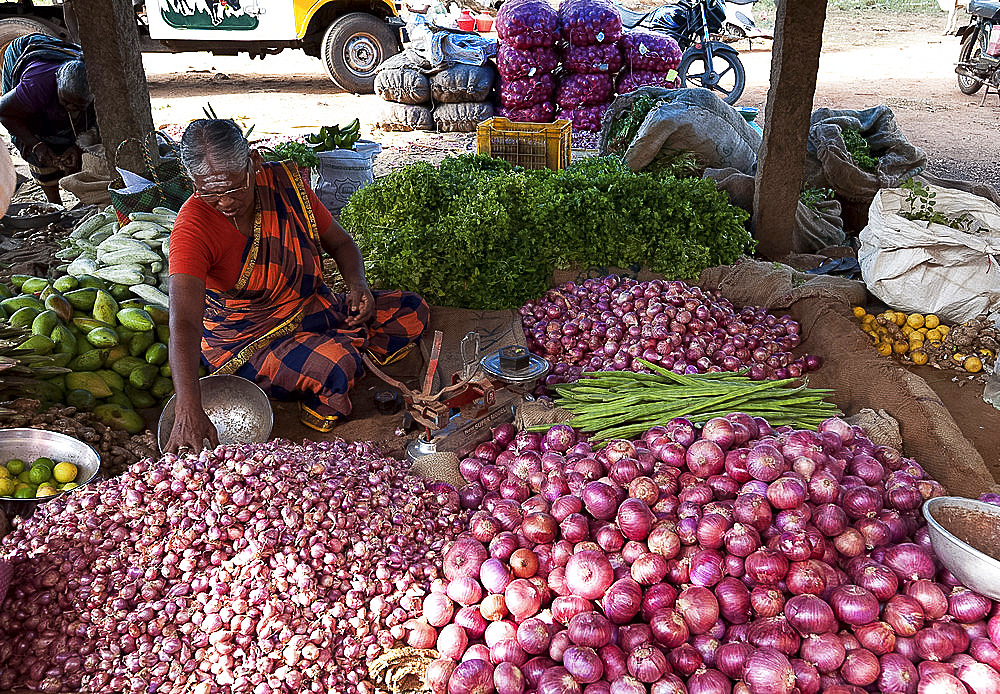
top-left (0, 0), bottom-right (405, 93)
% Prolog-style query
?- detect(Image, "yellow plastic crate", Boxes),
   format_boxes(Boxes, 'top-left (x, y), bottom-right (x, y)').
top-left (476, 118), bottom-right (572, 171)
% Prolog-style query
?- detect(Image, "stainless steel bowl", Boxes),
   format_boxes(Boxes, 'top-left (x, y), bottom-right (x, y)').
top-left (0, 428), bottom-right (101, 518)
top-left (157, 374), bottom-right (273, 452)
top-left (923, 496), bottom-right (1000, 601)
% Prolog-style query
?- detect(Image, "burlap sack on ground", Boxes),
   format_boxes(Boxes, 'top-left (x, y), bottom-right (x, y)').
top-left (374, 50), bottom-right (433, 105)
top-left (699, 261), bottom-right (995, 497)
top-left (704, 167), bottom-right (847, 253)
top-left (803, 105), bottom-right (926, 204)
top-left (846, 408), bottom-right (903, 449)
top-left (429, 63), bottom-right (496, 104)
top-left (368, 647), bottom-right (436, 694)
top-left (698, 259), bottom-right (867, 310)
top-left (516, 398), bottom-right (574, 431)
top-left (433, 102), bottom-right (494, 133)
top-left (409, 451), bottom-right (464, 489)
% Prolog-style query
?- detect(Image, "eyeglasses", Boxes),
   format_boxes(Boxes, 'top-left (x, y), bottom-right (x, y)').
top-left (194, 166), bottom-right (253, 203)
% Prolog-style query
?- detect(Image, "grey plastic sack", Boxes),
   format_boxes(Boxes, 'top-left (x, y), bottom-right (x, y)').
top-left (433, 102), bottom-right (495, 133)
top-left (804, 105), bottom-right (926, 203)
top-left (376, 103), bottom-right (435, 132)
top-left (430, 64), bottom-right (497, 104)
top-left (600, 87), bottom-right (761, 174)
top-left (375, 67), bottom-right (431, 105)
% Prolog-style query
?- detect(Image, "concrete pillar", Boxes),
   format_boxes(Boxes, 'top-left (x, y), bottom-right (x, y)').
top-left (72, 0), bottom-right (157, 175)
top-left (752, 0), bottom-right (828, 258)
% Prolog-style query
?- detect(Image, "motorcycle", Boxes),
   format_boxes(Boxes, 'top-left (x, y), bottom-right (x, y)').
top-left (718, 0), bottom-right (773, 47)
top-left (617, 0), bottom-right (745, 104)
top-left (955, 0), bottom-right (1000, 96)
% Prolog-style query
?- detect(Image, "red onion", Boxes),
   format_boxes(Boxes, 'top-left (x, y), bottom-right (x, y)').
top-left (511, 549), bottom-right (540, 579)
top-left (688, 667), bottom-right (732, 694)
top-left (841, 648), bottom-right (880, 686)
top-left (439, 623), bottom-right (470, 659)
top-left (538, 666), bottom-right (581, 694)
top-left (457, 605), bottom-right (490, 639)
top-left (689, 549), bottom-right (726, 587)
top-left (610, 676), bottom-right (648, 694)
top-left (698, 513), bottom-right (733, 550)
top-left (619, 624), bottom-right (653, 652)
top-left (792, 658), bottom-right (822, 694)
top-left (450, 659), bottom-right (496, 694)
top-left (677, 586), bottom-right (720, 635)
top-left (746, 445), bottom-right (786, 483)
top-left (517, 618), bottom-right (552, 655)
top-left (481, 558), bottom-right (514, 594)
top-left (750, 586), bottom-right (785, 618)
top-left (404, 619), bottom-right (438, 648)
top-left (481, 594), bottom-right (508, 621)
top-left (687, 440), bottom-right (726, 478)
top-left (602, 578), bottom-right (642, 625)
top-left (649, 674), bottom-right (688, 694)
top-left (429, 658), bottom-right (459, 694)
top-left (523, 513), bottom-right (558, 545)
top-left (627, 645), bottom-right (668, 683)
top-left (552, 596), bottom-right (593, 624)
top-left (833, 529), bottom-right (866, 558)
top-left (583, 482), bottom-right (619, 521)
top-left (563, 646), bottom-right (604, 683)
top-left (917, 671), bottom-right (968, 694)
top-left (425, 593), bottom-right (456, 627)
top-left (785, 594), bottom-right (836, 635)
top-left (766, 477), bottom-right (807, 510)
top-left (716, 642), bottom-right (754, 679)
top-left (830, 585), bottom-right (880, 626)
top-left (450, 576), bottom-right (486, 606)
top-left (494, 662), bottom-right (525, 694)
top-left (955, 659), bottom-right (1000, 694)
top-left (855, 562), bottom-right (899, 601)
top-left (744, 647), bottom-right (796, 694)
top-left (748, 616), bottom-right (800, 655)
top-left (915, 626), bottom-right (955, 661)
top-left (566, 551), bottom-right (614, 600)
top-left (949, 587), bottom-right (993, 624)
top-left (446, 538), bottom-right (490, 580)
top-left (630, 553), bottom-right (668, 586)
top-left (879, 653), bottom-right (918, 694)
top-left (651, 608), bottom-right (690, 648)
top-left (970, 637), bottom-right (1000, 672)
top-left (505, 579), bottom-right (542, 620)
top-left (599, 643), bottom-right (628, 681)
top-left (854, 621), bottom-right (896, 656)
top-left (715, 577), bottom-right (751, 624)
top-left (568, 611), bottom-right (613, 649)
top-left (884, 594), bottom-right (925, 637)
top-left (883, 543), bottom-right (936, 582)
top-left (786, 559), bottom-right (828, 596)
top-left (745, 549), bottom-right (788, 585)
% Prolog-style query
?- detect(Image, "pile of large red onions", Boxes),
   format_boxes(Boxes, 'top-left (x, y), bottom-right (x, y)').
top-left (519, 276), bottom-right (821, 387)
top-left (0, 439), bottom-right (466, 694)
top-left (421, 417), bottom-right (1000, 694)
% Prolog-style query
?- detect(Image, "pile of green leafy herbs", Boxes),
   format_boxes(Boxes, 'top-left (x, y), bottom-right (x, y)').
top-left (260, 140), bottom-right (321, 169)
top-left (800, 187), bottom-right (835, 211)
top-left (340, 155), bottom-right (753, 310)
top-left (842, 128), bottom-right (878, 173)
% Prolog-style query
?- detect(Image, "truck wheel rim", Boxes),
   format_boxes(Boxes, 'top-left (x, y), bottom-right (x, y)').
top-left (344, 33), bottom-right (380, 77)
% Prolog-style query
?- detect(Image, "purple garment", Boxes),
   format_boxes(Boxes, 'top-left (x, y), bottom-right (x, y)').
top-left (13, 59), bottom-right (66, 127)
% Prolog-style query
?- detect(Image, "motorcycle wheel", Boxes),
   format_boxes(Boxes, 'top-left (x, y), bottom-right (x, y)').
top-left (958, 28), bottom-right (985, 95)
top-left (678, 48), bottom-right (746, 105)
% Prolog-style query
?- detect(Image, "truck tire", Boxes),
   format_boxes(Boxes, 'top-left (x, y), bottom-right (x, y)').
top-left (0, 18), bottom-right (57, 63)
top-left (320, 12), bottom-right (400, 94)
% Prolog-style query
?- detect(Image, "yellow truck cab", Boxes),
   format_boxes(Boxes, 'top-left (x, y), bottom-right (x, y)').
top-left (0, 0), bottom-right (405, 93)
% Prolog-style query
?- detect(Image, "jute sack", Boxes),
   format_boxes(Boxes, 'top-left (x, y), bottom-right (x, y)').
top-left (409, 451), bottom-right (464, 489)
top-left (367, 647), bottom-right (437, 694)
top-left (846, 408), bottom-right (903, 450)
top-left (516, 398), bottom-right (574, 431)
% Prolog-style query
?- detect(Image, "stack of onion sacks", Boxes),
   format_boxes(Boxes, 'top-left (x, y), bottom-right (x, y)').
top-left (416, 417), bottom-right (1000, 694)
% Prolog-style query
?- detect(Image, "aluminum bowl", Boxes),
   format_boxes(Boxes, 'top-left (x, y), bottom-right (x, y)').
top-left (923, 496), bottom-right (1000, 601)
top-left (157, 374), bottom-right (273, 452)
top-left (0, 428), bottom-right (101, 518)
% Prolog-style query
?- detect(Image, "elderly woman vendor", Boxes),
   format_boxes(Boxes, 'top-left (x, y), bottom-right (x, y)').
top-left (165, 119), bottom-right (428, 452)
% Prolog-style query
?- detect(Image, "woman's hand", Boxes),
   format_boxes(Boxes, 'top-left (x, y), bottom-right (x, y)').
top-left (164, 405), bottom-right (219, 454)
top-left (345, 279), bottom-right (375, 327)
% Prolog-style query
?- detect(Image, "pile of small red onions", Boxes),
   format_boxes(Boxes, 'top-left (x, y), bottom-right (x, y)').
top-left (519, 277), bottom-right (822, 387)
top-left (417, 417), bottom-right (1000, 694)
top-left (0, 439), bottom-right (466, 694)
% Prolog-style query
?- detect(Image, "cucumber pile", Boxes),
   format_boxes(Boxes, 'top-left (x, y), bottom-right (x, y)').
top-left (56, 206), bottom-right (173, 307)
top-left (0, 207), bottom-right (189, 433)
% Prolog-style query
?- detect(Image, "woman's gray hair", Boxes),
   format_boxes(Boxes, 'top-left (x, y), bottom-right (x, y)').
top-left (55, 60), bottom-right (91, 103)
top-left (180, 119), bottom-right (251, 177)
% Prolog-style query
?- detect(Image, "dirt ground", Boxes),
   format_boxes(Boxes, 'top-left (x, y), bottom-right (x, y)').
top-left (141, 7), bottom-right (1000, 183)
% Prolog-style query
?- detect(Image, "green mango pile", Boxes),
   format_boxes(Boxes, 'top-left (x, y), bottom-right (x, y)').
top-left (0, 272), bottom-right (191, 434)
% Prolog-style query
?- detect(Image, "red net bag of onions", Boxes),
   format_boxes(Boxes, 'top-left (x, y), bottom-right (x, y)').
top-left (557, 103), bottom-right (611, 132)
top-left (497, 101), bottom-right (557, 124)
top-left (617, 69), bottom-right (682, 95)
top-left (0, 439), bottom-right (467, 694)
top-left (497, 44), bottom-right (561, 81)
top-left (500, 73), bottom-right (556, 110)
top-left (419, 413), bottom-right (1000, 694)
top-left (563, 43), bottom-right (624, 75)
top-left (557, 73), bottom-right (616, 109)
top-left (496, 0), bottom-right (560, 49)
top-left (620, 29), bottom-right (683, 72)
top-left (558, 0), bottom-right (623, 46)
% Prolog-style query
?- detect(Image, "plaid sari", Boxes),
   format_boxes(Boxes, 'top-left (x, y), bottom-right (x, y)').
top-left (202, 162), bottom-right (428, 422)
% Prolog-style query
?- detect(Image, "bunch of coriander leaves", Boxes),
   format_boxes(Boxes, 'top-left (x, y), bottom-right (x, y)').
top-left (340, 155), bottom-right (753, 310)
